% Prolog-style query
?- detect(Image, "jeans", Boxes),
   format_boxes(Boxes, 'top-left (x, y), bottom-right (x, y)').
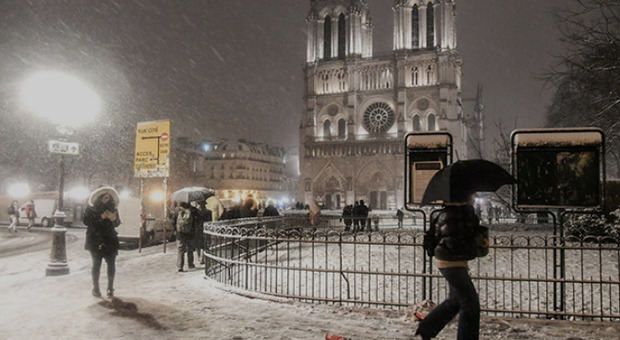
top-left (417, 266), bottom-right (480, 340)
top-left (8, 215), bottom-right (18, 232)
top-left (91, 251), bottom-right (116, 293)
top-left (177, 234), bottom-right (194, 270)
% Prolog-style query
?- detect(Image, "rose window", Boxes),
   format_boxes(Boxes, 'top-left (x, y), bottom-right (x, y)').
top-left (363, 102), bottom-right (395, 134)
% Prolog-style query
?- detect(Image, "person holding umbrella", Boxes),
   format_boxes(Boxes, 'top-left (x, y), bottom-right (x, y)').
top-left (415, 160), bottom-right (514, 340)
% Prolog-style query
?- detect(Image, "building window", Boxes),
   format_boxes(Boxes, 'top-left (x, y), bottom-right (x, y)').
top-left (427, 113), bottom-right (436, 131)
top-left (363, 102), bottom-right (395, 135)
top-left (338, 119), bottom-right (346, 139)
top-left (426, 65), bottom-right (433, 85)
top-left (412, 115), bottom-right (421, 131)
top-left (324, 16), bottom-right (332, 59)
top-left (426, 3), bottom-right (434, 48)
top-left (412, 66), bottom-right (419, 86)
top-left (323, 120), bottom-right (331, 138)
top-left (412, 5), bottom-right (419, 48)
top-left (338, 14), bottom-right (346, 58)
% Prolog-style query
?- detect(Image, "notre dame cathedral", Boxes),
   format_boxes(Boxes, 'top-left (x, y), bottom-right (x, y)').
top-left (299, 0), bottom-right (470, 210)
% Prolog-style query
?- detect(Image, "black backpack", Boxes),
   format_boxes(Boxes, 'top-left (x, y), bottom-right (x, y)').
top-left (176, 208), bottom-right (194, 234)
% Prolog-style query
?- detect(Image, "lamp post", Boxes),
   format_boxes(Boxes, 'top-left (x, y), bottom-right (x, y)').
top-left (21, 71), bottom-right (100, 276)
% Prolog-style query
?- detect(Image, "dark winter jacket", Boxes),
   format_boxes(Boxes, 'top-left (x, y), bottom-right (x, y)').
top-left (7, 205), bottom-right (19, 217)
top-left (83, 204), bottom-right (121, 256)
top-left (432, 205), bottom-right (479, 261)
top-left (341, 205), bottom-right (353, 225)
top-left (263, 205), bottom-right (280, 217)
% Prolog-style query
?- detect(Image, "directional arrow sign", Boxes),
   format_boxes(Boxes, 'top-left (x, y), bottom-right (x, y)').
top-left (134, 120), bottom-right (171, 178)
top-left (48, 140), bottom-right (80, 155)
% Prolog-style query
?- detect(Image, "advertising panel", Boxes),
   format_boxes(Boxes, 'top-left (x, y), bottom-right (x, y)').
top-left (512, 128), bottom-right (604, 210)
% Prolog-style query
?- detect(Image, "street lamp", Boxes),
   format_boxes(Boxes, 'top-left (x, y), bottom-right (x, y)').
top-left (21, 70), bottom-right (100, 276)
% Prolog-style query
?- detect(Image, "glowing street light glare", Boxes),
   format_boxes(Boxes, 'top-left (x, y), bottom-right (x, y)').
top-left (150, 190), bottom-right (165, 202)
top-left (8, 182), bottom-right (31, 198)
top-left (67, 186), bottom-right (90, 201)
top-left (20, 71), bottom-right (101, 128)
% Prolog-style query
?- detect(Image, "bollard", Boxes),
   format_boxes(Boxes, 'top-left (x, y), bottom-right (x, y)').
top-left (46, 225), bottom-right (70, 276)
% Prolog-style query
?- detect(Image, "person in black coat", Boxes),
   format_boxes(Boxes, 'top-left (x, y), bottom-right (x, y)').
top-left (415, 193), bottom-right (480, 340)
top-left (263, 202), bottom-right (280, 217)
top-left (340, 205), bottom-right (353, 231)
top-left (83, 187), bottom-right (121, 298)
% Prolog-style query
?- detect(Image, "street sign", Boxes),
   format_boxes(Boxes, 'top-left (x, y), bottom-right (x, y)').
top-left (134, 120), bottom-right (171, 178)
top-left (48, 140), bottom-right (80, 155)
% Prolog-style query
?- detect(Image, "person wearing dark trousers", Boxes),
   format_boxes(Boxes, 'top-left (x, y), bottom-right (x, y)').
top-left (416, 195), bottom-right (480, 340)
top-left (352, 201), bottom-right (360, 231)
top-left (176, 202), bottom-right (195, 271)
top-left (83, 187), bottom-right (121, 298)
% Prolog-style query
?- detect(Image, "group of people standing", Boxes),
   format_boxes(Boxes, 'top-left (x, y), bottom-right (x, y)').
top-left (340, 200), bottom-right (369, 232)
top-left (6, 200), bottom-right (37, 233)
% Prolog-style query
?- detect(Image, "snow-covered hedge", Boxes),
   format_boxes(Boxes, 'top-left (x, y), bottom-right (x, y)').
top-left (564, 209), bottom-right (620, 239)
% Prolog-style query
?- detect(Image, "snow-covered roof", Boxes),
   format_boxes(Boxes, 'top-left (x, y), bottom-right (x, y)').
top-left (406, 133), bottom-right (450, 149)
top-left (513, 128), bottom-right (603, 148)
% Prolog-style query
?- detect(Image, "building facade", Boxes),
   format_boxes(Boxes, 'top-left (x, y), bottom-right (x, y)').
top-left (300, 0), bottom-right (469, 210)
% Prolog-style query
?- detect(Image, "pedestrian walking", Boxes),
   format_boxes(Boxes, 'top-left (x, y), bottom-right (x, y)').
top-left (83, 187), bottom-right (121, 298)
top-left (486, 204), bottom-right (494, 224)
top-left (352, 201), bottom-right (360, 231)
top-left (341, 204), bottom-right (353, 231)
top-left (415, 193), bottom-right (480, 340)
top-left (25, 200), bottom-right (36, 231)
top-left (7, 200), bottom-right (19, 233)
top-left (176, 202), bottom-right (195, 271)
top-left (396, 208), bottom-right (404, 229)
top-left (358, 200), bottom-right (369, 231)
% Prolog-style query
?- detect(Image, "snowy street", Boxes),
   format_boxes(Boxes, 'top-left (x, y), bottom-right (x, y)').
top-left (0, 227), bottom-right (618, 340)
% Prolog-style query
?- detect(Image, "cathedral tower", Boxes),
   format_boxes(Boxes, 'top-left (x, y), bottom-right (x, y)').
top-left (300, 0), bottom-right (467, 210)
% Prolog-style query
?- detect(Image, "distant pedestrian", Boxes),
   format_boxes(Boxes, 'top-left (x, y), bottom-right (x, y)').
top-left (176, 202), bottom-right (195, 271)
top-left (7, 200), bottom-right (19, 233)
top-left (83, 187), bottom-right (121, 298)
top-left (358, 200), bottom-right (369, 231)
top-left (396, 208), bottom-right (404, 229)
top-left (486, 204), bottom-right (494, 224)
top-left (494, 206), bottom-right (501, 223)
top-left (263, 202), bottom-right (280, 217)
top-left (25, 200), bottom-right (36, 231)
top-left (341, 204), bottom-right (353, 231)
top-left (352, 201), bottom-right (360, 231)
top-left (205, 195), bottom-right (225, 221)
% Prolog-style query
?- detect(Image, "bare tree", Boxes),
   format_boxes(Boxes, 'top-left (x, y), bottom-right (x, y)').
top-left (546, 0), bottom-right (620, 177)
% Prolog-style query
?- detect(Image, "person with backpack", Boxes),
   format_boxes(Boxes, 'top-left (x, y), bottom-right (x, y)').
top-left (7, 200), bottom-right (19, 233)
top-left (415, 193), bottom-right (481, 340)
top-left (176, 202), bottom-right (195, 272)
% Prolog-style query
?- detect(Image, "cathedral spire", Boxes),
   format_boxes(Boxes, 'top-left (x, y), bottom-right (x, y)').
top-left (392, 0), bottom-right (457, 51)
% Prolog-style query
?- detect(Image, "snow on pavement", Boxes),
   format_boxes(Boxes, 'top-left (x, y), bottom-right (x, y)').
top-left (0, 228), bottom-right (618, 340)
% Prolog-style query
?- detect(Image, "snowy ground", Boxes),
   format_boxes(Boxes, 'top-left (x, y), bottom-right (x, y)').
top-left (1, 226), bottom-right (618, 340)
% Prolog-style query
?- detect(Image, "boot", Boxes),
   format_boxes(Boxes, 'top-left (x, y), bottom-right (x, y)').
top-left (107, 288), bottom-right (114, 298)
top-left (92, 288), bottom-right (102, 298)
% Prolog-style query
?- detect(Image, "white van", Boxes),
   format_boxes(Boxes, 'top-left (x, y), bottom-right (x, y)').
top-left (19, 199), bottom-right (57, 228)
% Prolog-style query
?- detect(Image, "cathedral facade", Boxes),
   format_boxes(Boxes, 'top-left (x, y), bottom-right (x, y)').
top-left (300, 0), bottom-right (468, 210)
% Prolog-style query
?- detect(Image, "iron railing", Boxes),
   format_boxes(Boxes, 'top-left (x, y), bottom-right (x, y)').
top-left (204, 215), bottom-right (620, 321)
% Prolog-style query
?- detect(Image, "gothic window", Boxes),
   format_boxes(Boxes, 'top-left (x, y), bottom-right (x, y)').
top-left (412, 115), bottom-right (421, 131)
top-left (338, 119), bottom-right (346, 139)
top-left (426, 65), bottom-right (433, 84)
top-left (412, 66), bottom-right (419, 86)
top-left (363, 102), bottom-right (395, 135)
top-left (324, 16), bottom-right (332, 59)
top-left (323, 120), bottom-right (331, 138)
top-left (338, 14), bottom-right (346, 59)
top-left (426, 3), bottom-right (434, 48)
top-left (412, 5), bottom-right (419, 48)
top-left (427, 113), bottom-right (436, 131)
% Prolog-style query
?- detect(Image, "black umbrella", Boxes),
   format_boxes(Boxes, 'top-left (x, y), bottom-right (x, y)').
top-left (170, 186), bottom-right (214, 203)
top-left (421, 159), bottom-right (515, 205)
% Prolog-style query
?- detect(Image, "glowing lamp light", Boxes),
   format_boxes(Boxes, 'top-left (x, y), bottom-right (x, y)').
top-left (150, 190), bottom-right (165, 202)
top-left (67, 186), bottom-right (90, 201)
top-left (20, 71), bottom-right (101, 128)
top-left (202, 143), bottom-right (211, 152)
top-left (8, 182), bottom-right (31, 198)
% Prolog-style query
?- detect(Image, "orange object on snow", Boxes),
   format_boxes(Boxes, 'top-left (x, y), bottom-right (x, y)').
top-left (415, 311), bottom-right (426, 320)
top-left (326, 333), bottom-right (348, 340)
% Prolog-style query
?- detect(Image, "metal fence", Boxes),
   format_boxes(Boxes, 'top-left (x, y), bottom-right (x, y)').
top-left (204, 215), bottom-right (620, 321)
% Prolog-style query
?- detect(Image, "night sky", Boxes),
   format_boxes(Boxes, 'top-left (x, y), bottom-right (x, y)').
top-left (0, 0), bottom-right (567, 153)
